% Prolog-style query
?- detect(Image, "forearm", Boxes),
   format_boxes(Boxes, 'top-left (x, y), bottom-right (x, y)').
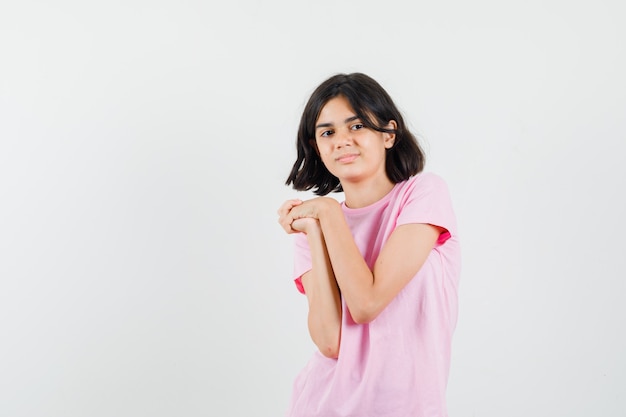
top-left (317, 201), bottom-right (377, 324)
top-left (303, 227), bottom-right (342, 358)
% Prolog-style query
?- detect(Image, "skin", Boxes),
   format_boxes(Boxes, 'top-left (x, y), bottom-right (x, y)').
top-left (278, 96), bottom-right (442, 359)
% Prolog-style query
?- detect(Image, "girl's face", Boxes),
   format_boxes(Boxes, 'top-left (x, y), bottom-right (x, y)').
top-left (313, 96), bottom-right (396, 186)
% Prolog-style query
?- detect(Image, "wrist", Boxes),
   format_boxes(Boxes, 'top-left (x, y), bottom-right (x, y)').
top-left (305, 221), bottom-right (323, 239)
top-left (318, 197), bottom-right (340, 219)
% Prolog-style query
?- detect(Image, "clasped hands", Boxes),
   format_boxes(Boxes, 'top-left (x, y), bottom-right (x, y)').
top-left (277, 197), bottom-right (338, 235)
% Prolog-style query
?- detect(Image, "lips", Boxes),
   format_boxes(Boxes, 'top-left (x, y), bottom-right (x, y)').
top-left (335, 153), bottom-right (359, 163)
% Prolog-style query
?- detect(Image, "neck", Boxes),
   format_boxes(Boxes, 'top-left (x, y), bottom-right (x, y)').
top-left (341, 176), bottom-right (395, 209)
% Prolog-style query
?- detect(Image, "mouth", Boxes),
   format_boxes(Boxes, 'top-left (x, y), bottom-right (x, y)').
top-left (335, 153), bottom-right (359, 163)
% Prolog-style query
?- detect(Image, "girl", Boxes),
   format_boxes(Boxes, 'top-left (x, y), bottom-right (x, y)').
top-left (277, 73), bottom-right (461, 417)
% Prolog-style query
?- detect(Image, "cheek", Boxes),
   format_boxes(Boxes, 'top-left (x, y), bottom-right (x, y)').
top-left (316, 144), bottom-right (332, 159)
top-left (317, 151), bottom-right (335, 170)
top-left (319, 154), bottom-right (333, 167)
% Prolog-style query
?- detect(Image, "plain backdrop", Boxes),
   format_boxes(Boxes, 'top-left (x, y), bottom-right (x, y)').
top-left (1, 1), bottom-right (625, 416)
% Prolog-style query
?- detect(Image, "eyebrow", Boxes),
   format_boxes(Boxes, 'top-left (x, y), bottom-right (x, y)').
top-left (315, 115), bottom-right (360, 130)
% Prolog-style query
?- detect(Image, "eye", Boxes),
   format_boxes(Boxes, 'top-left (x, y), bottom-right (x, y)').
top-left (351, 123), bottom-right (364, 131)
top-left (319, 130), bottom-right (334, 138)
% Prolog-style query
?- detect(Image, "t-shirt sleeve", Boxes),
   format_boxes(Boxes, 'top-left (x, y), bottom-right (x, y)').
top-left (292, 232), bottom-right (312, 294)
top-left (396, 173), bottom-right (458, 246)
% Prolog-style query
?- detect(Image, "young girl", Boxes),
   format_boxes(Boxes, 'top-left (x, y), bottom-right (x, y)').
top-left (277, 73), bottom-right (461, 417)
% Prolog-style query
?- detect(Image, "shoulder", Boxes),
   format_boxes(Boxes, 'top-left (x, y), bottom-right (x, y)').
top-left (392, 171), bottom-right (458, 231)
top-left (411, 171), bottom-right (448, 187)
top-left (394, 172), bottom-right (449, 199)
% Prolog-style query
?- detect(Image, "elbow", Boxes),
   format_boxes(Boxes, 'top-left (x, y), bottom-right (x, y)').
top-left (309, 316), bottom-right (341, 359)
top-left (313, 331), bottom-right (340, 358)
top-left (350, 302), bottom-right (380, 325)
top-left (318, 343), bottom-right (340, 359)
top-left (351, 311), bottom-right (376, 325)
top-left (310, 326), bottom-right (340, 358)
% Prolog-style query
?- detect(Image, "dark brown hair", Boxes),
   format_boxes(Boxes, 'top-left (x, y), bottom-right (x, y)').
top-left (286, 72), bottom-right (425, 195)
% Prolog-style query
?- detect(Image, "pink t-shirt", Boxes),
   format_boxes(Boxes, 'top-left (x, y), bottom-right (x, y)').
top-left (287, 172), bottom-right (461, 417)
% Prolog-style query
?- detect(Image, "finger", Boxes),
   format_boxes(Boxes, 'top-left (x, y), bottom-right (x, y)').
top-left (291, 218), bottom-right (307, 233)
top-left (277, 199), bottom-right (302, 216)
top-left (276, 200), bottom-right (294, 215)
top-left (278, 215), bottom-right (296, 234)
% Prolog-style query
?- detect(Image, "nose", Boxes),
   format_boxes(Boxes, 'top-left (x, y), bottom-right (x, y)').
top-left (333, 127), bottom-right (352, 148)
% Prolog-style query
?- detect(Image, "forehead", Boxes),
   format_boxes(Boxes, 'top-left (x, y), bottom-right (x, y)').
top-left (316, 96), bottom-right (356, 124)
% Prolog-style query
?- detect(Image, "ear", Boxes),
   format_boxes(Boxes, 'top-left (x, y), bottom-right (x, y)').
top-left (309, 139), bottom-right (320, 155)
top-left (383, 120), bottom-right (397, 149)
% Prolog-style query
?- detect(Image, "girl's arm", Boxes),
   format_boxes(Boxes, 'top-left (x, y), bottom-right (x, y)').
top-left (285, 197), bottom-right (441, 324)
top-left (293, 218), bottom-right (342, 358)
top-left (278, 200), bottom-right (342, 358)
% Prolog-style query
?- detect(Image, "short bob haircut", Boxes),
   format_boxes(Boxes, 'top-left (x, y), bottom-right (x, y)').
top-left (286, 72), bottom-right (425, 195)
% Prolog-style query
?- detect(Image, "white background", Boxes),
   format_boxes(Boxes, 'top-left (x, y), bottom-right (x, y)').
top-left (1, 1), bottom-right (624, 416)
